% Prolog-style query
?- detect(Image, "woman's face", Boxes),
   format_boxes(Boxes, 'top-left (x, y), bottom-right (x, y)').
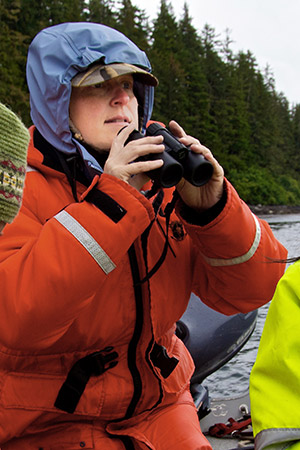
top-left (69, 74), bottom-right (139, 151)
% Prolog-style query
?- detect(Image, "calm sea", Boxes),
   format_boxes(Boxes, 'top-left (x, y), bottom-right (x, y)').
top-left (203, 213), bottom-right (300, 398)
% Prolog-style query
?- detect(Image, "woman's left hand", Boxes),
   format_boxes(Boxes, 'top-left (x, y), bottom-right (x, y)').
top-left (169, 120), bottom-right (224, 212)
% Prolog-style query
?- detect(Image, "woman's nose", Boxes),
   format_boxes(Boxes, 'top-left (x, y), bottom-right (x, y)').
top-left (110, 86), bottom-right (130, 106)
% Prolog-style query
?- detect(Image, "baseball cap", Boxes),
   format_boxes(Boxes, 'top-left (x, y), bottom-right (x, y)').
top-left (72, 62), bottom-right (158, 88)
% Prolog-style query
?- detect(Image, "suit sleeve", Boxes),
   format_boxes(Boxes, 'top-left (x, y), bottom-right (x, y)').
top-left (0, 172), bottom-right (154, 349)
top-left (177, 179), bottom-right (287, 315)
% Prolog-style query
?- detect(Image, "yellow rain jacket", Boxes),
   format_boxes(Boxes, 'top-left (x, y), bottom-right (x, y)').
top-left (250, 261), bottom-right (300, 450)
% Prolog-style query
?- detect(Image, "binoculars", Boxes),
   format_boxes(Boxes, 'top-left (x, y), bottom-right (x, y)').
top-left (126, 123), bottom-right (213, 188)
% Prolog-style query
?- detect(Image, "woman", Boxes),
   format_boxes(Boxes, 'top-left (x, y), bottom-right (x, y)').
top-left (0, 22), bottom-right (287, 449)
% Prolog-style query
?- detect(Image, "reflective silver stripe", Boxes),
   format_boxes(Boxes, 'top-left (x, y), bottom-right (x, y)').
top-left (54, 210), bottom-right (116, 274)
top-left (203, 214), bottom-right (261, 267)
top-left (26, 165), bottom-right (38, 173)
top-left (255, 428), bottom-right (300, 450)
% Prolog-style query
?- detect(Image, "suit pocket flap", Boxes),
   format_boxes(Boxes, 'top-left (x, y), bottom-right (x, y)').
top-left (0, 372), bottom-right (104, 415)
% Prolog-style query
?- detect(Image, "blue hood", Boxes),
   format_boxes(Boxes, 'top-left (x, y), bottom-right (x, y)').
top-left (26, 22), bottom-right (155, 178)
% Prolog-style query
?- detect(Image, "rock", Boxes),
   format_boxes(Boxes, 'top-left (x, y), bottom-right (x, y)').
top-left (248, 204), bottom-right (300, 215)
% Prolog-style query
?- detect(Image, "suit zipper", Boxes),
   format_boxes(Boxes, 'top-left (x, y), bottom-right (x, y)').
top-left (125, 244), bottom-right (144, 419)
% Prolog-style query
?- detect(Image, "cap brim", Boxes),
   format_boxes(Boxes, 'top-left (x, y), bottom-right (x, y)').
top-left (72, 62), bottom-right (158, 87)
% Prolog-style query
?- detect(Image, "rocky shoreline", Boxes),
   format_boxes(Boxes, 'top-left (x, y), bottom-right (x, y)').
top-left (249, 204), bottom-right (300, 215)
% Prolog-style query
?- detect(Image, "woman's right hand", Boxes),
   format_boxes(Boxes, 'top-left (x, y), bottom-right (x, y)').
top-left (103, 123), bottom-right (165, 191)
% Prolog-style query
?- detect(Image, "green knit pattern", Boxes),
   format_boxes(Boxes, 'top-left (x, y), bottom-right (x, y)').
top-left (0, 103), bottom-right (30, 223)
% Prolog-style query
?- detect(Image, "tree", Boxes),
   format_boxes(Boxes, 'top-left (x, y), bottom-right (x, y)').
top-left (177, 3), bottom-right (210, 140)
top-left (291, 104), bottom-right (300, 156)
top-left (149, 0), bottom-right (186, 124)
top-left (88, 0), bottom-right (117, 27)
top-left (0, 0), bottom-right (30, 122)
top-left (44, 0), bottom-right (85, 24)
top-left (114, 0), bottom-right (150, 51)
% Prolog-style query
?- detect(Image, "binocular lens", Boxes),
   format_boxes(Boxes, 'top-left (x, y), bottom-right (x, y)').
top-left (149, 151), bottom-right (183, 188)
top-left (192, 163), bottom-right (214, 186)
top-left (126, 123), bottom-right (213, 188)
top-left (182, 152), bottom-right (214, 187)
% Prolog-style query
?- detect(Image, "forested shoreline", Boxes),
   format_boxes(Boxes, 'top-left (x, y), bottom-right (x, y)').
top-left (1, 0), bottom-right (300, 205)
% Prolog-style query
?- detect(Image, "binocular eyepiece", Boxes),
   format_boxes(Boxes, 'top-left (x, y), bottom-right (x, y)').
top-left (126, 123), bottom-right (213, 188)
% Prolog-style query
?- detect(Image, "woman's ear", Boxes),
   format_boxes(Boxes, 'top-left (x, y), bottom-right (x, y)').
top-left (69, 118), bottom-right (84, 142)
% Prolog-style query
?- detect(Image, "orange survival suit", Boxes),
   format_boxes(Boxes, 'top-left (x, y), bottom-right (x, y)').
top-left (0, 126), bottom-right (287, 449)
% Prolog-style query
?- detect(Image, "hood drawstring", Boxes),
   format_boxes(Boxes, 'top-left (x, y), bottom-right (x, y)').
top-left (53, 148), bottom-right (80, 202)
top-left (138, 189), bottom-right (179, 286)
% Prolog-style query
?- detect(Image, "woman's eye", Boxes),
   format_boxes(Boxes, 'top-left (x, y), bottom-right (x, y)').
top-left (94, 83), bottom-right (106, 90)
top-left (122, 80), bottom-right (133, 90)
top-left (88, 78), bottom-right (133, 94)
top-left (91, 83), bottom-right (111, 96)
